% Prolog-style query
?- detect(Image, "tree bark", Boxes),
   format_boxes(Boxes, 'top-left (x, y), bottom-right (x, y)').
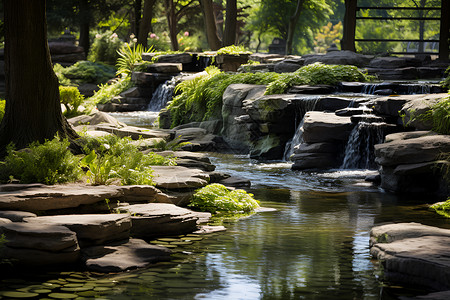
top-left (137, 0), bottom-right (157, 47)
top-left (134, 0), bottom-right (142, 37)
top-left (165, 0), bottom-right (179, 51)
top-left (223, 0), bottom-right (237, 46)
top-left (0, 0), bottom-right (78, 152)
top-left (200, 0), bottom-right (222, 50)
top-left (286, 0), bottom-right (304, 55)
top-left (78, 0), bottom-right (91, 54)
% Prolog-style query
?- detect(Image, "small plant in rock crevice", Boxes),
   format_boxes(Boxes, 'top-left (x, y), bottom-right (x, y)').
top-left (431, 197), bottom-right (450, 218)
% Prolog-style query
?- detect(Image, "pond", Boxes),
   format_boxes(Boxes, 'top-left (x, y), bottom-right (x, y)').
top-left (1, 154), bottom-right (448, 299)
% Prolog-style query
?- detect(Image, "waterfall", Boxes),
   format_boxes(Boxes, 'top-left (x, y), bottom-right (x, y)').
top-left (341, 122), bottom-right (386, 169)
top-left (147, 77), bottom-right (177, 112)
top-left (284, 95), bottom-right (321, 161)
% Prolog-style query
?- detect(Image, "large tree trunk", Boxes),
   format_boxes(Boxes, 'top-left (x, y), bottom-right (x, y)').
top-left (137, 0), bottom-right (157, 47)
top-left (165, 0), bottom-right (179, 51)
top-left (286, 0), bottom-right (304, 55)
top-left (223, 0), bottom-right (237, 46)
top-left (0, 0), bottom-right (78, 152)
top-left (200, 0), bottom-right (222, 50)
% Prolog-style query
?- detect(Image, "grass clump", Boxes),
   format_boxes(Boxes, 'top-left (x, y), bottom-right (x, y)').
top-left (88, 76), bottom-right (133, 105)
top-left (189, 183), bottom-right (260, 214)
top-left (116, 43), bottom-right (153, 76)
top-left (418, 95), bottom-right (450, 135)
top-left (167, 66), bottom-right (279, 127)
top-left (265, 62), bottom-right (370, 94)
top-left (0, 136), bottom-right (81, 184)
top-left (81, 135), bottom-right (176, 185)
top-left (441, 66), bottom-right (450, 89)
top-left (431, 198), bottom-right (450, 218)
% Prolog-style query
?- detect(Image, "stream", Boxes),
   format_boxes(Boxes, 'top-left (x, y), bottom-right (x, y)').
top-left (1, 153), bottom-right (449, 299)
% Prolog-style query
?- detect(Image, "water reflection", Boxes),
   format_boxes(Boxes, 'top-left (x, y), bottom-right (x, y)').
top-left (1, 155), bottom-right (448, 299)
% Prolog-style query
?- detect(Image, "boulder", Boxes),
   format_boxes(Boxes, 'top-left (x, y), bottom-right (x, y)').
top-left (24, 214), bottom-right (131, 247)
top-left (83, 239), bottom-right (171, 272)
top-left (151, 166), bottom-right (209, 189)
top-left (0, 210), bottom-right (37, 222)
top-left (368, 56), bottom-right (422, 69)
top-left (303, 51), bottom-right (372, 67)
top-left (375, 134), bottom-right (450, 166)
top-left (288, 85), bottom-right (335, 94)
top-left (0, 222), bottom-right (80, 266)
top-left (118, 203), bottom-right (204, 238)
top-left (222, 84), bottom-right (267, 151)
top-left (0, 218), bottom-right (12, 225)
top-left (369, 96), bottom-right (408, 119)
top-left (366, 67), bottom-right (420, 80)
top-left (48, 42), bottom-right (84, 55)
top-left (145, 63), bottom-right (182, 73)
top-left (218, 176), bottom-right (251, 188)
top-left (131, 71), bottom-right (173, 87)
top-left (68, 111), bottom-right (126, 128)
top-left (0, 184), bottom-right (169, 212)
top-left (291, 152), bottom-right (337, 170)
top-left (302, 111), bottom-right (354, 143)
top-left (142, 52), bottom-right (193, 64)
top-left (172, 127), bottom-right (219, 151)
top-left (400, 93), bottom-right (447, 130)
top-left (274, 62), bottom-right (302, 73)
top-left (370, 223), bottom-right (450, 291)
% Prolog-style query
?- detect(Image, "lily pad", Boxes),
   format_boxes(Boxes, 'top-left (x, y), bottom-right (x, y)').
top-left (30, 289), bottom-right (52, 294)
top-left (60, 287), bottom-right (93, 292)
top-left (76, 291), bottom-right (97, 297)
top-left (1, 291), bottom-right (39, 298)
top-left (93, 287), bottom-right (110, 292)
top-left (48, 293), bottom-right (77, 299)
top-left (157, 238), bottom-right (180, 242)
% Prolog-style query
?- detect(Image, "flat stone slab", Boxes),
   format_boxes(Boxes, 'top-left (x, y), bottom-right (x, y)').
top-left (0, 184), bottom-right (168, 212)
top-left (83, 239), bottom-right (171, 272)
top-left (24, 214), bottom-right (131, 247)
top-left (302, 111), bottom-right (354, 143)
top-left (0, 210), bottom-right (37, 222)
top-left (146, 63), bottom-right (182, 73)
top-left (118, 203), bottom-right (205, 238)
top-left (0, 223), bottom-right (80, 266)
top-left (93, 125), bottom-right (171, 140)
top-left (371, 222), bottom-right (450, 291)
top-left (375, 134), bottom-right (450, 166)
top-left (151, 166), bottom-right (209, 189)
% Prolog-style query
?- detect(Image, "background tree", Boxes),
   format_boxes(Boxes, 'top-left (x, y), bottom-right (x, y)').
top-left (0, 0), bottom-right (78, 152)
top-left (223, 0), bottom-right (237, 46)
top-left (200, 0), bottom-right (222, 50)
top-left (137, 0), bottom-right (157, 46)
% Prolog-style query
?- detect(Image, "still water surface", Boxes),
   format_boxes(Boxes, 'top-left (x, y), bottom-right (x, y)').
top-left (1, 154), bottom-right (448, 299)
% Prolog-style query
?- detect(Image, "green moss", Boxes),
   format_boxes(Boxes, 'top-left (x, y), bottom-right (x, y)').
top-left (189, 183), bottom-right (260, 214)
top-left (60, 86), bottom-right (84, 117)
top-left (216, 45), bottom-right (252, 56)
top-left (431, 197), bottom-right (450, 218)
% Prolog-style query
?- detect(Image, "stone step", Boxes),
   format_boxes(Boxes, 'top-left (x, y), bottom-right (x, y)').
top-left (24, 214), bottom-right (132, 247)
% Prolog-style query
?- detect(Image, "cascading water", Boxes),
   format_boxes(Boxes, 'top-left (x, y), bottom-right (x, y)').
top-left (340, 121), bottom-right (386, 169)
top-left (147, 77), bottom-right (177, 111)
top-left (283, 95), bottom-right (321, 160)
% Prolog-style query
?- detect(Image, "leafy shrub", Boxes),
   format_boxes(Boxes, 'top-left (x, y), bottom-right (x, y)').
top-left (265, 62), bottom-right (370, 94)
top-left (431, 197), bottom-right (450, 218)
top-left (116, 43), bottom-right (153, 76)
top-left (0, 137), bottom-right (81, 184)
top-left (0, 99), bottom-right (5, 123)
top-left (167, 66), bottom-right (279, 127)
top-left (60, 86), bottom-right (84, 117)
top-left (61, 61), bottom-right (116, 84)
top-left (54, 64), bottom-right (72, 86)
top-left (88, 31), bottom-right (124, 65)
top-left (189, 183), bottom-right (260, 214)
top-left (81, 135), bottom-right (176, 185)
top-left (88, 76), bottom-right (134, 105)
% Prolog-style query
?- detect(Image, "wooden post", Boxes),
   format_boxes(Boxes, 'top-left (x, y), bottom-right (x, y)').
top-left (439, 0), bottom-right (450, 60)
top-left (342, 0), bottom-right (357, 52)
